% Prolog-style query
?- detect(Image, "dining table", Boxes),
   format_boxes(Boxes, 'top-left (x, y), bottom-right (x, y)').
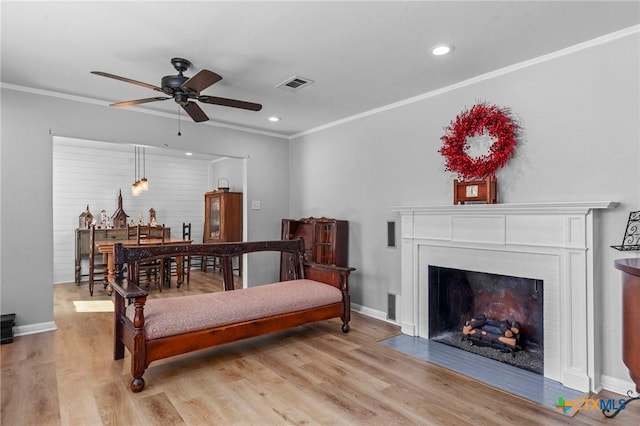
top-left (96, 238), bottom-right (193, 290)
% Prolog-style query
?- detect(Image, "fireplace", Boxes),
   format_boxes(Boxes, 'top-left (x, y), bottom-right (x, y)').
top-left (394, 201), bottom-right (615, 393)
top-left (428, 266), bottom-right (543, 374)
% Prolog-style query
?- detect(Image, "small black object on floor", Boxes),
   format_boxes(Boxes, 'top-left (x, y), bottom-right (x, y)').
top-left (1, 313), bottom-right (16, 344)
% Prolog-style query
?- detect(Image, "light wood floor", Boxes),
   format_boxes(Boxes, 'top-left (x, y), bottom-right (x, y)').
top-left (2, 270), bottom-right (639, 425)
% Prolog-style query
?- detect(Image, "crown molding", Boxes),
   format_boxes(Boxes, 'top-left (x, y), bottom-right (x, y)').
top-left (291, 25), bottom-right (640, 140)
top-left (0, 83), bottom-right (289, 140)
top-left (3, 25), bottom-right (637, 142)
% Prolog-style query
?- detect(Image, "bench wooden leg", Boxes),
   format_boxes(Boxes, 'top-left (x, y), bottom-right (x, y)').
top-left (342, 294), bottom-right (351, 333)
top-left (131, 377), bottom-right (145, 393)
top-left (113, 295), bottom-right (125, 360)
top-left (129, 296), bottom-right (148, 392)
top-left (114, 329), bottom-right (125, 360)
top-left (130, 333), bottom-right (147, 392)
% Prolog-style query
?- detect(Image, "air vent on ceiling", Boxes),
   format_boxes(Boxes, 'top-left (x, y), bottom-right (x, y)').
top-left (276, 75), bottom-right (314, 92)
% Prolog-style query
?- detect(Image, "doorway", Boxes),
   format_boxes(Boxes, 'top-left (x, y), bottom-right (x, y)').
top-left (52, 136), bottom-right (246, 288)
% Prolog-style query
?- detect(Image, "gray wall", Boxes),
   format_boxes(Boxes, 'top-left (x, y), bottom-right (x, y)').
top-left (211, 157), bottom-right (244, 193)
top-left (289, 32), bottom-right (640, 387)
top-left (0, 89), bottom-right (289, 328)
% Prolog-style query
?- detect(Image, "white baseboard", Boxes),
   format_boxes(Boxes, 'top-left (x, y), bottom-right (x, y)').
top-left (599, 374), bottom-right (637, 396)
top-left (13, 321), bottom-right (58, 337)
top-left (351, 303), bottom-right (399, 326)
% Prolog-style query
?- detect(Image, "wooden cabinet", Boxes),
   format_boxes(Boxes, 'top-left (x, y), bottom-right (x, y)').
top-left (614, 258), bottom-right (640, 393)
top-left (280, 217), bottom-right (349, 281)
top-left (204, 190), bottom-right (242, 243)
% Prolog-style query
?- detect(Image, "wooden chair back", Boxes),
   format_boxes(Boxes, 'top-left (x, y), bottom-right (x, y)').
top-left (88, 224), bottom-right (108, 296)
top-left (125, 224), bottom-right (166, 292)
top-left (130, 224), bottom-right (166, 245)
top-left (175, 222), bottom-right (192, 285)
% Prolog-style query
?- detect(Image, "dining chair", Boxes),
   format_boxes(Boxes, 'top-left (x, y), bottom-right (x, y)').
top-left (128, 224), bottom-right (166, 291)
top-left (201, 229), bottom-right (241, 276)
top-left (201, 250), bottom-right (221, 273)
top-left (201, 221), bottom-right (221, 273)
top-left (136, 224), bottom-right (166, 244)
top-left (88, 224), bottom-right (109, 296)
top-left (170, 222), bottom-right (192, 286)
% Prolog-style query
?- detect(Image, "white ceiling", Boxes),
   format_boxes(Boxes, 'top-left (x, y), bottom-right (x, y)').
top-left (2, 1), bottom-right (639, 138)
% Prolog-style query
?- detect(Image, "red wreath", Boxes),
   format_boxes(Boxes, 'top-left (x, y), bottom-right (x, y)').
top-left (439, 103), bottom-right (520, 181)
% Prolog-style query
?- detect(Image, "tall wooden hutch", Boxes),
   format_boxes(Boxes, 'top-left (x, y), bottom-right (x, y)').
top-left (203, 190), bottom-right (243, 243)
top-left (280, 217), bottom-right (349, 281)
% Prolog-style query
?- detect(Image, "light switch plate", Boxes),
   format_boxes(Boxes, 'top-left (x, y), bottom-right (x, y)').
top-left (251, 200), bottom-right (261, 210)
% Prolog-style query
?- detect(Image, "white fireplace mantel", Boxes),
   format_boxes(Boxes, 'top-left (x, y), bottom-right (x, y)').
top-left (393, 201), bottom-right (617, 393)
top-left (394, 201), bottom-right (617, 215)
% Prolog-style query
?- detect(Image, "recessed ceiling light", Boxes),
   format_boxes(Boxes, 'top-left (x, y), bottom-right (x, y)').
top-left (269, 116), bottom-right (281, 122)
top-left (431, 44), bottom-right (454, 56)
top-left (185, 152), bottom-right (193, 156)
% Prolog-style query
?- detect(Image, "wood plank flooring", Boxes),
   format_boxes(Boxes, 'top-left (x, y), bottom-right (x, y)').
top-left (2, 270), bottom-right (639, 425)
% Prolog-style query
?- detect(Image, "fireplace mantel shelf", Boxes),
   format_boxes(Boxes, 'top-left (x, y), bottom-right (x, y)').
top-left (392, 201), bottom-right (618, 215)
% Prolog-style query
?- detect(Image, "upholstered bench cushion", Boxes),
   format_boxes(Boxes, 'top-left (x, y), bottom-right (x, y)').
top-left (125, 279), bottom-right (342, 340)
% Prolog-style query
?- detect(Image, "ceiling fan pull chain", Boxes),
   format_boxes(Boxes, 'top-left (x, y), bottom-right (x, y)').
top-left (178, 106), bottom-right (182, 136)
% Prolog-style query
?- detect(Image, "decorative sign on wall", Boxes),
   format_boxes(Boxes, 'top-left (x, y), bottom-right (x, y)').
top-left (439, 102), bottom-right (521, 204)
top-left (611, 210), bottom-right (640, 251)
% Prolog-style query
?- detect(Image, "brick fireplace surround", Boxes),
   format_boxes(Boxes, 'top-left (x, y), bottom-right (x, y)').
top-left (394, 202), bottom-right (616, 393)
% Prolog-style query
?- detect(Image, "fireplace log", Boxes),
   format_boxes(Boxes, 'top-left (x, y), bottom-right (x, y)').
top-left (468, 316), bottom-right (486, 329)
top-left (462, 324), bottom-right (474, 335)
top-left (480, 324), bottom-right (504, 335)
top-left (468, 331), bottom-right (518, 348)
top-left (510, 321), bottom-right (521, 335)
top-left (479, 330), bottom-right (503, 343)
top-left (463, 315), bottom-right (521, 350)
top-left (484, 318), bottom-right (510, 334)
top-left (498, 336), bottom-right (517, 348)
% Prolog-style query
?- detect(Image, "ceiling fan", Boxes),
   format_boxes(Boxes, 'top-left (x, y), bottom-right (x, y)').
top-left (91, 57), bottom-right (262, 122)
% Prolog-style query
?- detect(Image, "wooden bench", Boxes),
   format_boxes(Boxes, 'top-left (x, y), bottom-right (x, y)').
top-left (110, 238), bottom-right (352, 392)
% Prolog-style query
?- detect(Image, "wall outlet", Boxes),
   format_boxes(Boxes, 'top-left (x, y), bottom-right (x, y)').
top-left (251, 200), bottom-right (261, 210)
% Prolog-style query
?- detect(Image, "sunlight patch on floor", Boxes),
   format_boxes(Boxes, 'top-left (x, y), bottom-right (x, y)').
top-left (73, 300), bottom-right (114, 313)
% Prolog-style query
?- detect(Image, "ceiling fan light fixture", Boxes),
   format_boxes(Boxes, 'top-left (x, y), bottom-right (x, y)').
top-left (431, 43), bottom-right (454, 56)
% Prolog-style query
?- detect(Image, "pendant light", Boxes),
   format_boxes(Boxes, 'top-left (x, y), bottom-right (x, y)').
top-left (131, 146), bottom-right (149, 196)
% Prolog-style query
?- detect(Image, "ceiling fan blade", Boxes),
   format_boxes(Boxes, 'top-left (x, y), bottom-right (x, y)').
top-left (198, 95), bottom-right (262, 111)
top-left (110, 97), bottom-right (171, 108)
top-left (91, 71), bottom-right (165, 93)
top-left (181, 69), bottom-right (222, 93)
top-left (182, 102), bottom-right (209, 122)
